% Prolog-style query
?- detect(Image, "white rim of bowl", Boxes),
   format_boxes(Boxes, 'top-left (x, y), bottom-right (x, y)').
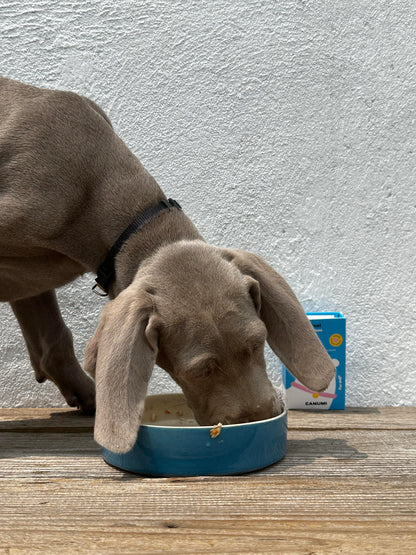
top-left (140, 407), bottom-right (287, 430)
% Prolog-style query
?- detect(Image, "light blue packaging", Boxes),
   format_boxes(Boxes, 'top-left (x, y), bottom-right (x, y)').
top-left (282, 312), bottom-right (346, 410)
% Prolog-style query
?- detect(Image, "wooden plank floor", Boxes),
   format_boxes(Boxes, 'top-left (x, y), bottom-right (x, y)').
top-left (0, 407), bottom-right (415, 554)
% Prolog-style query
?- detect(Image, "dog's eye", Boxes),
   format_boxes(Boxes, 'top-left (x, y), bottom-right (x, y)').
top-left (242, 340), bottom-right (264, 359)
top-left (194, 367), bottom-right (213, 380)
top-left (252, 340), bottom-right (265, 352)
top-left (191, 359), bottom-right (218, 380)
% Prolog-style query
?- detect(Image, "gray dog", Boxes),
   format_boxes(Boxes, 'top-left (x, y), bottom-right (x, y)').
top-left (0, 77), bottom-right (334, 453)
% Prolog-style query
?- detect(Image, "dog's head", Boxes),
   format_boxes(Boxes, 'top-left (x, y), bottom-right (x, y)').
top-left (85, 241), bottom-right (335, 453)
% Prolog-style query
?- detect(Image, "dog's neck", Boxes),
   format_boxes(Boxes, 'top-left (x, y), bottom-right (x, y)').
top-left (109, 204), bottom-right (202, 298)
top-left (72, 154), bottom-right (203, 297)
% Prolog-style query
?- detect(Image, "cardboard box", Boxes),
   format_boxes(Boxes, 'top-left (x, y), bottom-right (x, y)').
top-left (282, 312), bottom-right (346, 410)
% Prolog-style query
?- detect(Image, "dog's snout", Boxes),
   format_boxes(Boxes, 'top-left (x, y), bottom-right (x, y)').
top-left (221, 395), bottom-right (283, 425)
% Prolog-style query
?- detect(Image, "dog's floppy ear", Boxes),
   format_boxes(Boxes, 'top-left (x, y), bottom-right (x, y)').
top-left (84, 282), bottom-right (158, 453)
top-left (221, 248), bottom-right (335, 392)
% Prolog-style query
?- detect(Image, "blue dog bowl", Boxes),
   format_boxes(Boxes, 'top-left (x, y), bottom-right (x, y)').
top-left (102, 393), bottom-right (287, 476)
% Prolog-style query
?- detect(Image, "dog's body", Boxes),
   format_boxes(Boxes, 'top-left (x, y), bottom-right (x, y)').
top-left (1, 77), bottom-right (335, 453)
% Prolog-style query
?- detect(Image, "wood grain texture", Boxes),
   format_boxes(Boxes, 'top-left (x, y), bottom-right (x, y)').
top-left (1, 406), bottom-right (414, 431)
top-left (0, 407), bottom-right (415, 554)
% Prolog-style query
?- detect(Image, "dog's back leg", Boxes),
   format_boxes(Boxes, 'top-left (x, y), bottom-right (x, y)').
top-left (10, 290), bottom-right (95, 414)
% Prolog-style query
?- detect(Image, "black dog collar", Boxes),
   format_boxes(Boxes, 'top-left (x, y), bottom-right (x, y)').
top-left (93, 198), bottom-right (182, 296)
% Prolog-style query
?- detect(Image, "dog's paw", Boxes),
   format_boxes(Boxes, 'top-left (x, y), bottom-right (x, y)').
top-left (65, 381), bottom-right (96, 415)
top-left (58, 372), bottom-right (96, 415)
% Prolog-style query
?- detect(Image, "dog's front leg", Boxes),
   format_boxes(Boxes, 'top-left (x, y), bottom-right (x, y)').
top-left (10, 290), bottom-right (95, 414)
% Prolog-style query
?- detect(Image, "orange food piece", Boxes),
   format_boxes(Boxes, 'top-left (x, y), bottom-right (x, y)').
top-left (210, 423), bottom-right (223, 439)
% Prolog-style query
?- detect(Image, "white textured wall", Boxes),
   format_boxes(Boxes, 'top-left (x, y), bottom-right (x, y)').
top-left (1, 1), bottom-right (415, 408)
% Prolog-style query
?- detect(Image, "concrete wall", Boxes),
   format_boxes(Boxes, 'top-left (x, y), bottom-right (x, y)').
top-left (1, 0), bottom-right (415, 407)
